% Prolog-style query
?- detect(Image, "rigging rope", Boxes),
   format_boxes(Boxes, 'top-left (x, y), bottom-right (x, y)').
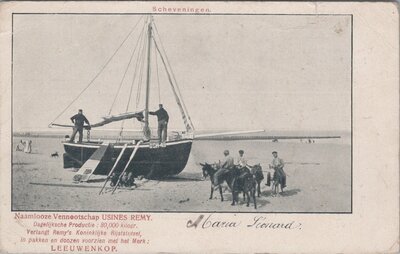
top-left (49, 16), bottom-right (144, 125)
top-left (135, 30), bottom-right (148, 109)
top-left (152, 39), bottom-right (191, 132)
top-left (155, 43), bottom-right (161, 104)
top-left (118, 18), bottom-right (149, 139)
top-left (108, 19), bottom-right (147, 116)
top-left (153, 23), bottom-right (195, 131)
top-left (133, 24), bottom-right (148, 111)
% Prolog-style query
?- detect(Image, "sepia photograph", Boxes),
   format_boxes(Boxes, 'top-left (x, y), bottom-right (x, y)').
top-left (1, 2), bottom-right (399, 253)
top-left (12, 14), bottom-right (352, 213)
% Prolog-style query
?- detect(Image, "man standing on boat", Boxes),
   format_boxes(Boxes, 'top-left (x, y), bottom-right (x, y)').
top-left (69, 109), bottom-right (91, 143)
top-left (149, 104), bottom-right (169, 144)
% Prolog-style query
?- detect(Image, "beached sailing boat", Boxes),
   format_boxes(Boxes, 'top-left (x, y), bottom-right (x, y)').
top-left (49, 16), bottom-right (195, 180)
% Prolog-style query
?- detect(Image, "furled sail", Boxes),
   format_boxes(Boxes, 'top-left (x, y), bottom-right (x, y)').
top-left (49, 111), bottom-right (144, 129)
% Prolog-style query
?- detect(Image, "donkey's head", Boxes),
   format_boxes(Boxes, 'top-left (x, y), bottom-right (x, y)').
top-left (200, 163), bottom-right (216, 179)
top-left (252, 163), bottom-right (262, 171)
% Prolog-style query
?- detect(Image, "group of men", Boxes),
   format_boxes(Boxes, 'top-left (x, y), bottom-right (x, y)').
top-left (69, 104), bottom-right (169, 144)
top-left (214, 149), bottom-right (287, 191)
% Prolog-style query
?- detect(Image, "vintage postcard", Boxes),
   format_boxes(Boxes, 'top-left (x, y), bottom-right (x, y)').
top-left (0, 1), bottom-right (398, 253)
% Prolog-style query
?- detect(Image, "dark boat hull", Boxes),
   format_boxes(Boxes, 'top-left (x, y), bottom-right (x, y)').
top-left (63, 139), bottom-right (193, 179)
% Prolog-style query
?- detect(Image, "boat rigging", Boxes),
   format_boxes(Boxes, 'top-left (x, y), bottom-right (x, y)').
top-left (49, 16), bottom-right (194, 140)
top-left (49, 16), bottom-right (195, 180)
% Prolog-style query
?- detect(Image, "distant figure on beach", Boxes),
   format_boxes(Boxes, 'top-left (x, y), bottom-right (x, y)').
top-left (16, 140), bottom-right (24, 151)
top-left (214, 150), bottom-right (234, 185)
top-left (70, 109), bottom-right (91, 143)
top-left (24, 140), bottom-right (32, 153)
top-left (236, 150), bottom-right (248, 168)
top-left (269, 151), bottom-right (287, 194)
top-left (149, 104), bottom-right (169, 144)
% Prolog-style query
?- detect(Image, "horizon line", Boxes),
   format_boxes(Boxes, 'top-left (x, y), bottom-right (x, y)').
top-left (13, 128), bottom-right (351, 133)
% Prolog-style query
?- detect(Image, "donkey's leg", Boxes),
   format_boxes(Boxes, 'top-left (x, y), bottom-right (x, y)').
top-left (219, 185), bottom-right (224, 202)
top-left (231, 191), bottom-right (237, 206)
top-left (246, 191), bottom-right (251, 207)
top-left (257, 182), bottom-right (261, 197)
top-left (252, 189), bottom-right (257, 209)
top-left (209, 184), bottom-right (214, 199)
top-left (272, 183), bottom-right (277, 196)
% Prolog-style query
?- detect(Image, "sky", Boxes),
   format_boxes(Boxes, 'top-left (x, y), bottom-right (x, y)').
top-left (13, 14), bottom-right (351, 132)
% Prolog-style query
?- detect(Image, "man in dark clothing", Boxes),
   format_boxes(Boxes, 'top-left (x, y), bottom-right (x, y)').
top-left (149, 104), bottom-right (169, 144)
top-left (70, 109), bottom-right (91, 143)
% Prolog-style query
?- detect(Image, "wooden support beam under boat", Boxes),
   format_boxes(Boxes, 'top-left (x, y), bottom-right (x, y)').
top-left (112, 140), bottom-right (143, 194)
top-left (99, 143), bottom-right (128, 195)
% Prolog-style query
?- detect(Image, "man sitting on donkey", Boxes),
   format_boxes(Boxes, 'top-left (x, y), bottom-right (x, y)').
top-left (213, 150), bottom-right (235, 186)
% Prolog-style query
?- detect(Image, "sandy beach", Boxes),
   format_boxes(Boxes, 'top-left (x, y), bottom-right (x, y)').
top-left (12, 136), bottom-right (351, 212)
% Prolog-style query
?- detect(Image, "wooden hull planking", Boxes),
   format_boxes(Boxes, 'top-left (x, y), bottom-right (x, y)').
top-left (63, 139), bottom-right (193, 179)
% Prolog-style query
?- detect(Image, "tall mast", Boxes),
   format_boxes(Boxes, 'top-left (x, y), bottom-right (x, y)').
top-left (144, 17), bottom-right (153, 139)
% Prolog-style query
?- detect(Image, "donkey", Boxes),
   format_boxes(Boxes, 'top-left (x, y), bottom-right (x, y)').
top-left (269, 167), bottom-right (286, 197)
top-left (249, 164), bottom-right (264, 197)
top-left (200, 163), bottom-right (236, 203)
top-left (231, 169), bottom-right (257, 209)
top-left (200, 163), bottom-right (257, 208)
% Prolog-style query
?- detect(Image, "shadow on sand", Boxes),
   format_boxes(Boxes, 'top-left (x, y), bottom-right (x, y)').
top-left (14, 152), bottom-right (41, 155)
top-left (12, 162), bottom-right (34, 166)
top-left (261, 188), bottom-right (301, 197)
top-left (86, 178), bottom-right (107, 183)
top-left (162, 172), bottom-right (203, 182)
top-left (208, 190), bottom-right (271, 209)
top-left (162, 176), bottom-right (203, 182)
top-left (87, 172), bottom-right (204, 184)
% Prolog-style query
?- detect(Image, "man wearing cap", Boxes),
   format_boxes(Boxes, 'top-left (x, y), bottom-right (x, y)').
top-left (269, 151), bottom-right (287, 190)
top-left (214, 150), bottom-right (235, 186)
top-left (70, 109), bottom-right (91, 143)
top-left (235, 149), bottom-right (251, 187)
top-left (237, 150), bottom-right (248, 168)
top-left (149, 104), bottom-right (169, 144)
